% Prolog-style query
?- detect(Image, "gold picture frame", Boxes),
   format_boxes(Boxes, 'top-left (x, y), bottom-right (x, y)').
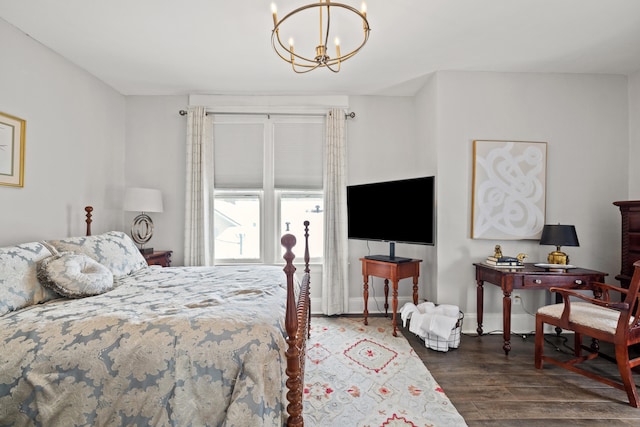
top-left (0, 111), bottom-right (26, 187)
top-left (471, 140), bottom-right (547, 240)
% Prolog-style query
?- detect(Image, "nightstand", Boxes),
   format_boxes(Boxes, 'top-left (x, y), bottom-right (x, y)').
top-left (143, 250), bottom-right (172, 267)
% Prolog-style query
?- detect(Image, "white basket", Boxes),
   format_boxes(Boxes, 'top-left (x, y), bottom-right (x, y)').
top-left (423, 311), bottom-right (463, 352)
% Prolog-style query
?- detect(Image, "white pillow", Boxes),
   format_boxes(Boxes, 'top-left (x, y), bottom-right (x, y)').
top-left (0, 242), bottom-right (58, 316)
top-left (37, 252), bottom-right (114, 298)
top-left (46, 231), bottom-right (147, 278)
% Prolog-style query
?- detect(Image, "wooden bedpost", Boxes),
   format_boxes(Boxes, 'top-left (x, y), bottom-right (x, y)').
top-left (281, 233), bottom-right (303, 427)
top-left (303, 221), bottom-right (310, 275)
top-left (303, 221), bottom-right (311, 339)
top-left (85, 206), bottom-right (93, 236)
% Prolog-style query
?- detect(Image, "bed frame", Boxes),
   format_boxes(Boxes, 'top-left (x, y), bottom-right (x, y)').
top-left (84, 206), bottom-right (310, 426)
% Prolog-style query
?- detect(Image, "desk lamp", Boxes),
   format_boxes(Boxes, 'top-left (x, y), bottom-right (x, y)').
top-left (124, 187), bottom-right (163, 254)
top-left (539, 224), bottom-right (579, 265)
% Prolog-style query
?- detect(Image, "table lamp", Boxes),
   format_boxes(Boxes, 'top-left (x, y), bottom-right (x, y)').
top-left (539, 224), bottom-right (579, 265)
top-left (124, 187), bottom-right (163, 254)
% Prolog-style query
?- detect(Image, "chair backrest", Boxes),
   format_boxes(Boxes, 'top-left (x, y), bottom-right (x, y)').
top-left (622, 260), bottom-right (640, 333)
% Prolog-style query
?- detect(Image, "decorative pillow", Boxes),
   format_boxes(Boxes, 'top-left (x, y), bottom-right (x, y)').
top-left (37, 252), bottom-right (114, 298)
top-left (0, 242), bottom-right (58, 316)
top-left (46, 231), bottom-right (147, 278)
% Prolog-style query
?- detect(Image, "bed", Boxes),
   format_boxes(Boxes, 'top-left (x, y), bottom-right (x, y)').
top-left (0, 206), bottom-right (310, 426)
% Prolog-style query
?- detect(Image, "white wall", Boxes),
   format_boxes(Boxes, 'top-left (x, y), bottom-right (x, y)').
top-left (125, 96), bottom-right (187, 262)
top-left (0, 19), bottom-right (125, 246)
top-left (346, 95), bottom-right (437, 312)
top-left (426, 71), bottom-right (629, 333)
top-left (629, 71), bottom-right (640, 198)
top-left (413, 73), bottom-right (440, 302)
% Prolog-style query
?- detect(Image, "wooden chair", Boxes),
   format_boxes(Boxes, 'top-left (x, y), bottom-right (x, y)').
top-left (534, 261), bottom-right (640, 407)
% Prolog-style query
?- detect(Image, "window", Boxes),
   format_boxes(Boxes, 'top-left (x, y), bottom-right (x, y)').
top-left (212, 114), bottom-right (324, 264)
top-left (214, 192), bottom-right (261, 260)
top-left (279, 192), bottom-right (324, 261)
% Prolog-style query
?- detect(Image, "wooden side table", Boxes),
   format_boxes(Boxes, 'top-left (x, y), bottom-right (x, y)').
top-left (361, 257), bottom-right (422, 337)
top-left (473, 262), bottom-right (607, 355)
top-left (143, 250), bottom-right (172, 267)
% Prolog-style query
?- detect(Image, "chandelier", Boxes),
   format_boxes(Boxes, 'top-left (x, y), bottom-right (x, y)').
top-left (271, 1), bottom-right (370, 73)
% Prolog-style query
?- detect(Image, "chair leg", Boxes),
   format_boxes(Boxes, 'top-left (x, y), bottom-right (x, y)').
top-left (535, 316), bottom-right (544, 369)
top-left (615, 344), bottom-right (640, 408)
top-left (574, 332), bottom-right (582, 357)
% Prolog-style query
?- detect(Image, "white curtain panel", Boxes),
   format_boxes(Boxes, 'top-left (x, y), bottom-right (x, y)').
top-left (322, 108), bottom-right (349, 315)
top-left (184, 106), bottom-right (214, 266)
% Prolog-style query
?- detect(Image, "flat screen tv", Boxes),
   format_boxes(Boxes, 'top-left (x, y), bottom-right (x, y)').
top-left (347, 176), bottom-right (435, 263)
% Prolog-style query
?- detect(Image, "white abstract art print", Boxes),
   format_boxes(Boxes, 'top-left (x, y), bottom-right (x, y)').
top-left (471, 140), bottom-right (547, 240)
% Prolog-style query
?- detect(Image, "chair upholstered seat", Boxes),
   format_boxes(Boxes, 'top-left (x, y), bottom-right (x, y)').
top-left (537, 302), bottom-right (627, 334)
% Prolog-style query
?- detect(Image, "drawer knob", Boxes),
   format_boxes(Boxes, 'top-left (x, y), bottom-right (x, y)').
top-left (534, 279), bottom-right (542, 284)
top-left (575, 279), bottom-right (583, 285)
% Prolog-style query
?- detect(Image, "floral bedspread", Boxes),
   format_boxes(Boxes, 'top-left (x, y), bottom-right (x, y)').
top-left (0, 265), bottom-right (293, 427)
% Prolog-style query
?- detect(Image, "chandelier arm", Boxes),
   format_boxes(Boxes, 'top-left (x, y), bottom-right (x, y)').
top-left (327, 26), bottom-right (370, 65)
top-left (324, 2), bottom-right (331, 64)
top-left (325, 62), bottom-right (341, 73)
top-left (319, 1), bottom-right (324, 47)
top-left (292, 62), bottom-right (322, 74)
top-left (273, 31), bottom-right (319, 68)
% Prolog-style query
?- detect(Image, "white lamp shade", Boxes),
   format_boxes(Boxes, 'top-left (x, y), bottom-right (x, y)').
top-left (124, 188), bottom-right (164, 213)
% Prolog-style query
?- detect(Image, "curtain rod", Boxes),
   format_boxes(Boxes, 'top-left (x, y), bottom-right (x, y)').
top-left (178, 109), bottom-right (356, 119)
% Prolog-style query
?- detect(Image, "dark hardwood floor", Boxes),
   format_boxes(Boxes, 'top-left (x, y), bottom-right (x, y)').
top-left (401, 324), bottom-right (640, 426)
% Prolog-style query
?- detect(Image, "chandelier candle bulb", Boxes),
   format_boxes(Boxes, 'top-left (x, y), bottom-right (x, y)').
top-left (362, 2), bottom-right (367, 28)
top-left (271, 3), bottom-right (277, 26)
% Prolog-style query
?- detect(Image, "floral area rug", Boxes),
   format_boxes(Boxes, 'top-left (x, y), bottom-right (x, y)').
top-left (303, 316), bottom-right (468, 427)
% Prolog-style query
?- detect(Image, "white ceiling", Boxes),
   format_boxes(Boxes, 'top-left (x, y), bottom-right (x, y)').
top-left (2, 0), bottom-right (640, 97)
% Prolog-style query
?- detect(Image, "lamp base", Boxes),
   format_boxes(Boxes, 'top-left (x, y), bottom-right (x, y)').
top-left (130, 213), bottom-right (155, 255)
top-left (547, 250), bottom-right (569, 265)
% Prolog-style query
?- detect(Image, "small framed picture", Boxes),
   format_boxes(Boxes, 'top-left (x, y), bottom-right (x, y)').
top-left (0, 111), bottom-right (26, 188)
top-left (471, 140), bottom-right (547, 240)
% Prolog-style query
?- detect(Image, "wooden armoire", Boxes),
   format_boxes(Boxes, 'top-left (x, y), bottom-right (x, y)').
top-left (613, 200), bottom-right (640, 288)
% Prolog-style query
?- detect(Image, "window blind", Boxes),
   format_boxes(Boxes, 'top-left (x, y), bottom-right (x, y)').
top-left (213, 122), bottom-right (264, 188)
top-left (274, 121), bottom-right (323, 189)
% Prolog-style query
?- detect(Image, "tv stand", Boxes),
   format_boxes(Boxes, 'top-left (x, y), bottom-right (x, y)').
top-left (360, 257), bottom-right (422, 336)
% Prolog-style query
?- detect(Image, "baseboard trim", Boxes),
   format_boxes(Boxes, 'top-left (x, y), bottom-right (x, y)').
top-left (310, 297), bottom-right (550, 335)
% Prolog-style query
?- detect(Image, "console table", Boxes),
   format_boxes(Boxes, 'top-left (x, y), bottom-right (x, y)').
top-left (361, 258), bottom-right (422, 337)
top-left (473, 263), bottom-right (607, 355)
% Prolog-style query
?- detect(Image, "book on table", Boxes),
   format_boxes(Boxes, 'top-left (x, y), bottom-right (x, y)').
top-left (485, 257), bottom-right (524, 268)
top-left (486, 255), bottom-right (520, 263)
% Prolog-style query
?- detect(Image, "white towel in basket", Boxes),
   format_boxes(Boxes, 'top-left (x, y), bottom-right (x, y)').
top-left (399, 302), bottom-right (460, 339)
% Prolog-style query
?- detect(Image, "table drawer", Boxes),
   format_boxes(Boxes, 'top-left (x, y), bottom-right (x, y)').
top-left (523, 275), bottom-right (591, 288)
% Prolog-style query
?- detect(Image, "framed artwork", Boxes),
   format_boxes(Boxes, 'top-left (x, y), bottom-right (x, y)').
top-left (471, 140), bottom-right (547, 240)
top-left (0, 111), bottom-right (26, 188)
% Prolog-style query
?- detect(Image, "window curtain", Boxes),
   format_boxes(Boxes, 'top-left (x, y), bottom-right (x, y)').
top-left (184, 106), bottom-right (214, 266)
top-left (322, 108), bottom-right (349, 315)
